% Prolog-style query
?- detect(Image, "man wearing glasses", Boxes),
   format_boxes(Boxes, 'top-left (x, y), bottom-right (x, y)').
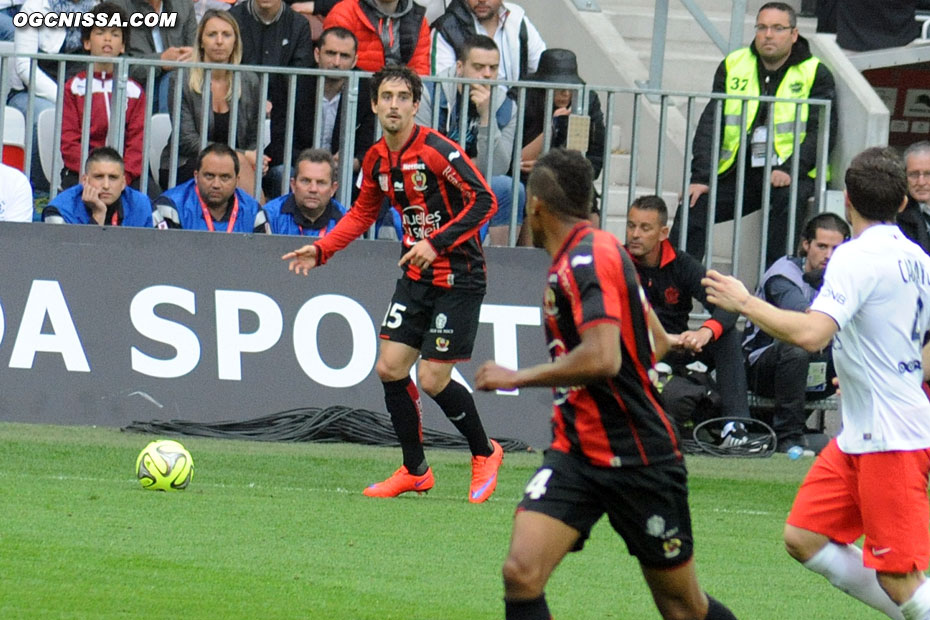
top-left (897, 141), bottom-right (930, 255)
top-left (675, 1), bottom-right (837, 268)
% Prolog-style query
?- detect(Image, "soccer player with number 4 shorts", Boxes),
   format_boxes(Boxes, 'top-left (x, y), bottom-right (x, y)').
top-left (476, 149), bottom-right (739, 620)
top-left (703, 146), bottom-right (930, 620)
top-left (283, 64), bottom-right (503, 503)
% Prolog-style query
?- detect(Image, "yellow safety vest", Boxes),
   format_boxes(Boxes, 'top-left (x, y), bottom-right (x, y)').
top-left (718, 47), bottom-right (825, 180)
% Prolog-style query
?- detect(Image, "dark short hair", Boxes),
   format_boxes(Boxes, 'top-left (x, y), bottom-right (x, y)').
top-left (528, 149), bottom-right (593, 220)
top-left (457, 34), bottom-right (498, 63)
top-left (630, 195), bottom-right (669, 226)
top-left (318, 26), bottom-right (358, 53)
top-left (82, 2), bottom-right (131, 47)
top-left (798, 212), bottom-right (850, 255)
top-left (370, 64), bottom-right (422, 104)
top-left (195, 142), bottom-right (240, 176)
top-left (294, 148), bottom-right (337, 182)
top-left (845, 146), bottom-right (907, 222)
top-left (85, 146), bottom-right (124, 170)
top-left (758, 2), bottom-right (797, 27)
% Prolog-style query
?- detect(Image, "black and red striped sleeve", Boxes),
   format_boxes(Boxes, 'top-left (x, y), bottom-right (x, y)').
top-left (567, 236), bottom-right (624, 333)
top-left (313, 151), bottom-right (385, 265)
top-left (422, 132), bottom-right (496, 254)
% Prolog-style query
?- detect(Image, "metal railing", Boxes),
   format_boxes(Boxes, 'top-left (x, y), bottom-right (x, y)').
top-left (1, 50), bottom-right (831, 273)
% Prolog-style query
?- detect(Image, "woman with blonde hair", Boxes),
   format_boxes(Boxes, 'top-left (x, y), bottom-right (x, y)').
top-left (160, 9), bottom-right (268, 196)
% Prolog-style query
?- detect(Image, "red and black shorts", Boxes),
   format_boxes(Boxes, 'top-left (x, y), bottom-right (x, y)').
top-left (517, 449), bottom-right (695, 569)
top-left (379, 278), bottom-right (484, 362)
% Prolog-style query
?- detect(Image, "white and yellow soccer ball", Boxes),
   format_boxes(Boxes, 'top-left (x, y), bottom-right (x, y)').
top-left (135, 439), bottom-right (194, 491)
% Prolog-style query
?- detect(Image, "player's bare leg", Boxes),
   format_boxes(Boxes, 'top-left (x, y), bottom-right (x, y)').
top-left (785, 524), bottom-right (904, 619)
top-left (641, 559), bottom-right (737, 619)
top-left (502, 510), bottom-right (579, 619)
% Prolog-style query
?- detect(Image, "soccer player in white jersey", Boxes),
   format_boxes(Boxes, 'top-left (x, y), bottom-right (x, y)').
top-left (703, 146), bottom-right (930, 620)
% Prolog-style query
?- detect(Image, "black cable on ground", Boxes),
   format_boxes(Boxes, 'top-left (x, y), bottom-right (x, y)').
top-left (682, 417), bottom-right (777, 458)
top-left (122, 405), bottom-right (535, 453)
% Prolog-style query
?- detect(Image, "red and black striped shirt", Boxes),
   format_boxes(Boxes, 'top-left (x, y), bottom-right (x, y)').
top-left (313, 125), bottom-right (497, 292)
top-left (544, 222), bottom-right (682, 467)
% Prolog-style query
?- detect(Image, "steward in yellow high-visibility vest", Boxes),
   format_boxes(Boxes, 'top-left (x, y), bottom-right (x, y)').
top-left (674, 2), bottom-right (836, 267)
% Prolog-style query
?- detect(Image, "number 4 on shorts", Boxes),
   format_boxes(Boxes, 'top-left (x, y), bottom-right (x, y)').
top-left (525, 468), bottom-right (553, 500)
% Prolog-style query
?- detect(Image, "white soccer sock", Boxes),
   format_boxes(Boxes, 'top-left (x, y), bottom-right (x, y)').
top-left (900, 580), bottom-right (930, 620)
top-left (803, 542), bottom-right (904, 619)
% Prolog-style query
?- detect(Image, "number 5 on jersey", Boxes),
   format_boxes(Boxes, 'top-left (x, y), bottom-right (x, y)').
top-left (382, 302), bottom-right (407, 329)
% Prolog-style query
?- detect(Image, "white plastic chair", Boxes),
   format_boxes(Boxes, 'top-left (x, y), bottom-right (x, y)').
top-left (149, 113), bottom-right (172, 181)
top-left (2, 106), bottom-right (26, 172)
top-left (35, 107), bottom-right (55, 183)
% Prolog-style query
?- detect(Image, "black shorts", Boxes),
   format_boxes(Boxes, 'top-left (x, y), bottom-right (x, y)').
top-left (379, 278), bottom-right (483, 362)
top-left (517, 450), bottom-right (694, 569)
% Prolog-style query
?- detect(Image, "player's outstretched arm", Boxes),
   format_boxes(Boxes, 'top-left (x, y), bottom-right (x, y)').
top-left (703, 269), bottom-right (836, 352)
top-left (476, 323), bottom-right (621, 391)
top-left (282, 244), bottom-right (319, 276)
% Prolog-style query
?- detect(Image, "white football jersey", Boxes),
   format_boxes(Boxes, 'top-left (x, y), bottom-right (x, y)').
top-left (811, 225), bottom-right (930, 454)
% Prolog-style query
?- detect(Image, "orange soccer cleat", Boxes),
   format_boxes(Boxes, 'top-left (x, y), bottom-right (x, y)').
top-left (363, 465), bottom-right (434, 498)
top-left (469, 439), bottom-right (504, 503)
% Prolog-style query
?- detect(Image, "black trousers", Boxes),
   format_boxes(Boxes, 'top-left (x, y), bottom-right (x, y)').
top-left (674, 167), bottom-right (814, 268)
top-left (664, 327), bottom-right (750, 419)
top-left (747, 340), bottom-right (835, 444)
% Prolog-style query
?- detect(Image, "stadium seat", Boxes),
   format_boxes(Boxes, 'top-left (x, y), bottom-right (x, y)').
top-left (2, 106), bottom-right (26, 172)
top-left (149, 113), bottom-right (172, 181)
top-left (35, 107), bottom-right (55, 183)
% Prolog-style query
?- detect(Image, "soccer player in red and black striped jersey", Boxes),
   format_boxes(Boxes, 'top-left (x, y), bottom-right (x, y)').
top-left (476, 149), bottom-right (738, 620)
top-left (283, 64), bottom-right (504, 503)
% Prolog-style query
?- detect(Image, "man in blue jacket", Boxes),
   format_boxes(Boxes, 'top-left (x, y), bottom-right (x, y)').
top-left (264, 148), bottom-right (346, 237)
top-left (43, 147), bottom-right (158, 227)
top-left (155, 143), bottom-right (269, 233)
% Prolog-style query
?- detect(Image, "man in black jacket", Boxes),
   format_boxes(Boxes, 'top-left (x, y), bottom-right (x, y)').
top-left (626, 195), bottom-right (751, 429)
top-left (674, 2), bottom-right (837, 267)
top-left (230, 0), bottom-right (313, 196)
top-left (898, 141), bottom-right (930, 255)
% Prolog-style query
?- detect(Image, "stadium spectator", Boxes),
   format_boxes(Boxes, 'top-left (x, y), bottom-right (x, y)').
top-left (159, 10), bottom-right (267, 198)
top-left (43, 147), bottom-right (158, 227)
top-left (285, 0), bottom-right (341, 39)
top-left (283, 65), bottom-right (502, 503)
top-left (817, 0), bottom-right (920, 51)
top-left (230, 0), bottom-right (313, 197)
top-left (0, 163), bottom-right (35, 222)
top-left (60, 3), bottom-right (154, 196)
top-left (742, 212), bottom-right (849, 454)
top-left (112, 0), bottom-right (197, 114)
top-left (156, 142), bottom-right (269, 233)
top-left (322, 0), bottom-right (431, 75)
top-left (0, 0), bottom-right (23, 42)
top-left (430, 0), bottom-right (545, 81)
top-left (675, 1), bottom-right (837, 266)
top-left (475, 149), bottom-right (739, 620)
top-left (416, 34), bottom-right (522, 245)
top-left (897, 141), bottom-right (930, 255)
top-left (8, 0), bottom-right (98, 192)
top-left (264, 148), bottom-right (346, 235)
top-left (279, 27), bottom-right (375, 196)
top-left (625, 195), bottom-right (752, 436)
top-left (704, 146), bottom-right (930, 620)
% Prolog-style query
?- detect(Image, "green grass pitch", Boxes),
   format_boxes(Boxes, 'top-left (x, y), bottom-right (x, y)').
top-left (0, 422), bottom-right (888, 619)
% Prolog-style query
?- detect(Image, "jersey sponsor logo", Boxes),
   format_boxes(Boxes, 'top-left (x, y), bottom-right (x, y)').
top-left (393, 181), bottom-right (404, 192)
top-left (402, 205), bottom-right (442, 240)
top-left (570, 254), bottom-right (592, 268)
top-left (898, 359), bottom-right (922, 373)
top-left (441, 165), bottom-right (464, 192)
top-left (448, 151), bottom-right (460, 162)
top-left (435, 313), bottom-right (447, 330)
top-left (819, 284), bottom-right (846, 305)
top-left (411, 171), bottom-right (428, 192)
top-left (402, 162), bottom-right (425, 171)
